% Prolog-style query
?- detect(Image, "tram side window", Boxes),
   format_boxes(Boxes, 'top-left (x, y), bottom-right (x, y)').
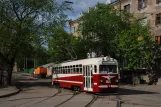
top-left (68, 66), bottom-right (70, 73)
top-left (63, 67), bottom-right (66, 74)
top-left (63, 67), bottom-right (65, 74)
top-left (79, 64), bottom-right (82, 73)
top-left (59, 67), bottom-right (61, 74)
top-left (66, 66), bottom-right (67, 74)
top-left (57, 67), bottom-right (59, 74)
top-left (67, 66), bottom-right (69, 74)
top-left (65, 66), bottom-right (67, 74)
top-left (76, 65), bottom-right (79, 73)
top-left (80, 68), bottom-right (82, 74)
top-left (91, 65), bottom-right (93, 76)
top-left (94, 65), bottom-right (97, 73)
top-left (58, 67), bottom-right (61, 74)
top-left (62, 67), bottom-right (64, 74)
top-left (56, 67), bottom-right (57, 73)
top-left (70, 66), bottom-right (73, 73)
top-left (61, 67), bottom-right (63, 74)
top-left (73, 65), bottom-right (75, 73)
top-left (83, 66), bottom-right (85, 76)
top-left (60, 67), bottom-right (62, 74)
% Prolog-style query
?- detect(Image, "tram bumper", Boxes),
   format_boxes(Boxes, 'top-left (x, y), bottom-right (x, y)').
top-left (96, 85), bottom-right (119, 93)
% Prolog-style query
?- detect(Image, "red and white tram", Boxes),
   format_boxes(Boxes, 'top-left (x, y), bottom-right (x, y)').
top-left (52, 57), bottom-right (119, 93)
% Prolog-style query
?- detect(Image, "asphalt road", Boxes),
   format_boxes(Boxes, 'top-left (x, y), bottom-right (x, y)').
top-left (0, 72), bottom-right (161, 107)
top-left (0, 73), bottom-right (118, 107)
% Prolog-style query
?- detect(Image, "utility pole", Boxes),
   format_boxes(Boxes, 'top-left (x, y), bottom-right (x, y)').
top-left (26, 57), bottom-right (27, 69)
top-left (24, 57), bottom-right (25, 69)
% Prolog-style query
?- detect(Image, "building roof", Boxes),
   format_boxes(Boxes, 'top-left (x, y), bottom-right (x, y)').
top-left (69, 18), bottom-right (81, 26)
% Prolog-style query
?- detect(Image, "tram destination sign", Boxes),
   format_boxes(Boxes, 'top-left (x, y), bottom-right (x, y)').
top-left (102, 61), bottom-right (116, 65)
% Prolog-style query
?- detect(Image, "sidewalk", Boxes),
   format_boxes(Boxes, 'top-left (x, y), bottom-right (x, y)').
top-left (0, 86), bottom-right (21, 98)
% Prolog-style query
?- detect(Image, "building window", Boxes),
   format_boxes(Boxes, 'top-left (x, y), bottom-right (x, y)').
top-left (139, 17), bottom-right (148, 26)
top-left (156, 0), bottom-right (161, 4)
top-left (138, 0), bottom-right (147, 10)
top-left (124, 4), bottom-right (130, 12)
top-left (71, 27), bottom-right (76, 33)
top-left (156, 13), bottom-right (161, 25)
top-left (155, 36), bottom-right (161, 45)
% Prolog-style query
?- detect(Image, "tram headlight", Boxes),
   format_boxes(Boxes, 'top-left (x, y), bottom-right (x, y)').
top-left (100, 80), bottom-right (103, 83)
top-left (115, 79), bottom-right (118, 82)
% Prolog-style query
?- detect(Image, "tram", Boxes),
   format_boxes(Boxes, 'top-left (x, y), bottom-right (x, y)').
top-left (51, 57), bottom-right (119, 93)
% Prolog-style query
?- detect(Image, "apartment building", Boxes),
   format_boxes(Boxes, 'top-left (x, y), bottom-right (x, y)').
top-left (69, 7), bottom-right (94, 37)
top-left (69, 18), bottom-right (80, 37)
top-left (109, 0), bottom-right (161, 45)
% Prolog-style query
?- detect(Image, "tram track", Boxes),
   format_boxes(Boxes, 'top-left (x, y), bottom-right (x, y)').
top-left (21, 86), bottom-right (80, 107)
top-left (0, 85), bottom-right (22, 99)
top-left (54, 91), bottom-right (79, 107)
top-left (116, 95), bottom-right (122, 107)
top-left (85, 94), bottom-right (98, 107)
top-left (11, 86), bottom-right (61, 107)
top-left (24, 88), bottom-right (62, 107)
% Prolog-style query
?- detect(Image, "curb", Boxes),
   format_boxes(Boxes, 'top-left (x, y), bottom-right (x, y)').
top-left (0, 86), bottom-right (22, 98)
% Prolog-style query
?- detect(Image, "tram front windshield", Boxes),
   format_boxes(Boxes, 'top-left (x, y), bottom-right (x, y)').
top-left (99, 65), bottom-right (117, 74)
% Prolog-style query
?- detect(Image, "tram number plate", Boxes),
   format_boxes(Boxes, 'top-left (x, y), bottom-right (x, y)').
top-left (106, 80), bottom-right (111, 83)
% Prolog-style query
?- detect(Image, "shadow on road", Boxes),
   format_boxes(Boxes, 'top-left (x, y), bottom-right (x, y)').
top-left (15, 80), bottom-right (52, 88)
top-left (96, 88), bottom-right (159, 96)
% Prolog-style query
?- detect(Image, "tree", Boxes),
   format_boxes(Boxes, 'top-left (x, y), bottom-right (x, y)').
top-left (47, 28), bottom-right (86, 63)
top-left (0, 0), bottom-right (71, 85)
top-left (118, 21), bottom-right (157, 70)
top-left (79, 3), bottom-right (131, 58)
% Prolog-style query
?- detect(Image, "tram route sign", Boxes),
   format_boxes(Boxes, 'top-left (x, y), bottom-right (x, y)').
top-left (102, 61), bottom-right (116, 65)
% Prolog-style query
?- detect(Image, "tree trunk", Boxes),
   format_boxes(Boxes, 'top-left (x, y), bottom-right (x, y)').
top-left (7, 69), bottom-right (12, 85)
top-left (7, 57), bottom-right (15, 85)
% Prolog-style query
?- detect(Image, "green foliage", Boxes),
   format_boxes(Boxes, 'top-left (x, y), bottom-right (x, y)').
top-left (79, 3), bottom-right (157, 71)
top-left (118, 21), bottom-right (156, 70)
top-left (0, 0), bottom-right (70, 64)
top-left (79, 3), bottom-right (131, 58)
top-left (0, 0), bottom-right (71, 84)
top-left (47, 28), bottom-right (87, 63)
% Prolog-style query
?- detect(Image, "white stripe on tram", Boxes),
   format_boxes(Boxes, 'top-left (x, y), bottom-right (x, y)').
top-left (52, 74), bottom-right (83, 78)
top-left (98, 85), bottom-right (119, 88)
top-left (57, 80), bottom-right (83, 84)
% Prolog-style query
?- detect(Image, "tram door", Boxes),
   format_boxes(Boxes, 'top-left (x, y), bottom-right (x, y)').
top-left (83, 65), bottom-right (93, 91)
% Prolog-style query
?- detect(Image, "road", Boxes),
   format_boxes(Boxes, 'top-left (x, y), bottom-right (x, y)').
top-left (0, 73), bottom-right (118, 107)
top-left (0, 72), bottom-right (161, 107)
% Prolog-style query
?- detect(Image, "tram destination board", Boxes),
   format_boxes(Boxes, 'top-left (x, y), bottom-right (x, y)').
top-left (102, 61), bottom-right (116, 65)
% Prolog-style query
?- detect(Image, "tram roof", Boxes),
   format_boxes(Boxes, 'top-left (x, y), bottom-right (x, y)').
top-left (54, 57), bottom-right (117, 67)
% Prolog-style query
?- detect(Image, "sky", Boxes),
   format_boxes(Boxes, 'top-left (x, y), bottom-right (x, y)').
top-left (63, 0), bottom-right (117, 32)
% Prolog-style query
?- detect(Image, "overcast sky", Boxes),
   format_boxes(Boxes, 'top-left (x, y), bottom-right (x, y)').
top-left (62, 0), bottom-right (116, 32)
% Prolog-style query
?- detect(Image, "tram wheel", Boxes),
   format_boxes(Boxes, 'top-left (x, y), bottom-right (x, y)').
top-left (55, 83), bottom-right (60, 89)
top-left (77, 87), bottom-right (81, 92)
top-left (73, 86), bottom-right (78, 91)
